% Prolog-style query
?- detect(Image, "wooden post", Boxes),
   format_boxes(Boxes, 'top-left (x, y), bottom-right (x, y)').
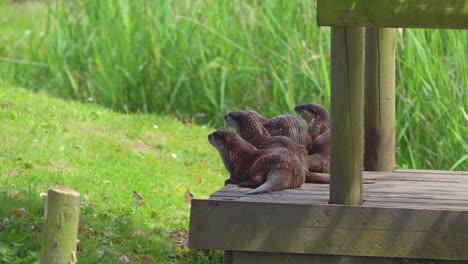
top-left (329, 27), bottom-right (365, 205)
top-left (365, 28), bottom-right (396, 172)
top-left (40, 187), bottom-right (80, 264)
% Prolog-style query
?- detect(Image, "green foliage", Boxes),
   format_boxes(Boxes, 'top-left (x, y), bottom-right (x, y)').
top-left (0, 3), bottom-right (466, 168)
top-left (0, 86), bottom-right (224, 263)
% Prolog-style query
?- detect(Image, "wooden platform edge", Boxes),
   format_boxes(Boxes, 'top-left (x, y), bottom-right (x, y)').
top-left (317, 0), bottom-right (468, 29)
top-left (188, 199), bottom-right (468, 260)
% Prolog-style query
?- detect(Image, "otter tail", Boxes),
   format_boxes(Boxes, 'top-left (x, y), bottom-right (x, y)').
top-left (305, 171), bottom-right (330, 184)
top-left (246, 171), bottom-right (292, 195)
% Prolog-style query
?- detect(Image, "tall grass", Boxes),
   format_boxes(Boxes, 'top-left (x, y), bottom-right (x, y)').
top-left (0, 0), bottom-right (466, 170)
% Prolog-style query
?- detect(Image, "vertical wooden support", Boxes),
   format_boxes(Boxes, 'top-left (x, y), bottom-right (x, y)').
top-left (40, 187), bottom-right (80, 264)
top-left (329, 27), bottom-right (365, 205)
top-left (365, 28), bottom-right (396, 172)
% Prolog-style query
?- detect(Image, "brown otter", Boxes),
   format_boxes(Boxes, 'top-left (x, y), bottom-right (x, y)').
top-left (295, 103), bottom-right (331, 172)
top-left (208, 131), bottom-right (306, 194)
top-left (294, 103), bottom-right (330, 141)
top-left (264, 114), bottom-right (313, 151)
top-left (306, 130), bottom-right (330, 172)
top-left (225, 110), bottom-right (329, 184)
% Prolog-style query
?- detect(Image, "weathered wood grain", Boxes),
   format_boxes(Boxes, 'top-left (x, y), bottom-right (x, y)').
top-left (226, 251), bottom-right (468, 264)
top-left (365, 28), bottom-right (396, 172)
top-left (189, 200), bottom-right (468, 260)
top-left (317, 0), bottom-right (468, 29)
top-left (190, 170), bottom-right (468, 261)
top-left (329, 26), bottom-right (365, 205)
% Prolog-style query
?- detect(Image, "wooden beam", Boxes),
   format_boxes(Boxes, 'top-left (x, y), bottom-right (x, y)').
top-left (189, 199), bottom-right (468, 260)
top-left (317, 0), bottom-right (468, 29)
top-left (227, 251), bottom-right (468, 264)
top-left (364, 28), bottom-right (396, 172)
top-left (329, 27), bottom-right (364, 205)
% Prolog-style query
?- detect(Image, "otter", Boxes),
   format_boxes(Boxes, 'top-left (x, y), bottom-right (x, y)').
top-left (306, 130), bottom-right (330, 172)
top-left (239, 111), bottom-right (314, 151)
top-left (294, 103), bottom-right (330, 141)
top-left (208, 131), bottom-right (305, 194)
top-left (295, 103), bottom-right (330, 172)
top-left (225, 110), bottom-right (329, 184)
top-left (264, 114), bottom-right (314, 152)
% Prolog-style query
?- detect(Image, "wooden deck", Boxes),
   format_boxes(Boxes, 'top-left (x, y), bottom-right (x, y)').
top-left (210, 170), bottom-right (468, 210)
top-left (189, 170), bottom-right (468, 263)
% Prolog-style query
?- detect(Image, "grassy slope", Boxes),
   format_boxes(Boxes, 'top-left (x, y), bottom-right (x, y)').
top-left (0, 86), bottom-right (224, 263)
top-left (1, 1), bottom-right (466, 171)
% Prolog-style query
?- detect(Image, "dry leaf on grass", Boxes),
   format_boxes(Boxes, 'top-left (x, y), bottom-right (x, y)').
top-left (185, 189), bottom-right (193, 207)
top-left (132, 191), bottom-right (143, 200)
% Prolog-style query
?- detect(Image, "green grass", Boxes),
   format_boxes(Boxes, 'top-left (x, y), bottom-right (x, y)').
top-left (0, 1), bottom-right (466, 171)
top-left (0, 85), bottom-right (225, 263)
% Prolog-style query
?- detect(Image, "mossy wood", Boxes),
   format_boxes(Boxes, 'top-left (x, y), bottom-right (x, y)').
top-left (317, 0), bottom-right (468, 29)
top-left (189, 199), bottom-right (468, 260)
top-left (329, 27), bottom-right (364, 205)
top-left (40, 187), bottom-right (80, 264)
top-left (364, 28), bottom-right (396, 172)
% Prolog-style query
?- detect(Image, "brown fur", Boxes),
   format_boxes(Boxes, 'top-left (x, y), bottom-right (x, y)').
top-left (208, 131), bottom-right (306, 194)
top-left (225, 110), bottom-right (329, 185)
top-left (294, 103), bottom-right (330, 141)
top-left (264, 114), bottom-right (313, 151)
top-left (295, 103), bottom-right (331, 172)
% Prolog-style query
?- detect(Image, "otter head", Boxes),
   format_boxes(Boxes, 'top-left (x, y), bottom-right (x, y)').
top-left (225, 110), bottom-right (268, 130)
top-left (267, 114), bottom-right (302, 136)
top-left (224, 110), bottom-right (270, 147)
top-left (208, 130), bottom-right (239, 152)
top-left (208, 130), bottom-right (258, 184)
top-left (294, 103), bottom-right (330, 139)
top-left (294, 103), bottom-right (327, 124)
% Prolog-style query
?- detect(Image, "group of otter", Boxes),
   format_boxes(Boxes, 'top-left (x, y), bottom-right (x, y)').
top-left (208, 103), bottom-right (331, 195)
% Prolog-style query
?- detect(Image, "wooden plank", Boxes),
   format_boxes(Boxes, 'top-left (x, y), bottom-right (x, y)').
top-left (189, 200), bottom-right (468, 260)
top-left (210, 194), bottom-right (468, 210)
top-left (212, 189), bottom-right (468, 202)
top-left (364, 28), bottom-right (396, 172)
top-left (396, 169), bottom-right (468, 175)
top-left (317, 0), bottom-right (468, 29)
top-left (228, 251), bottom-right (468, 264)
top-left (329, 26), bottom-right (365, 205)
top-left (214, 184), bottom-right (468, 196)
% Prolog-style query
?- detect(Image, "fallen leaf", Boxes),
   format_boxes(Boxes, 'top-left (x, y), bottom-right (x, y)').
top-left (132, 191), bottom-right (143, 200)
top-left (119, 254), bottom-right (130, 263)
top-left (183, 118), bottom-right (193, 124)
top-left (185, 189), bottom-right (193, 208)
top-left (95, 250), bottom-right (105, 258)
top-left (132, 230), bottom-right (147, 238)
top-left (170, 230), bottom-right (189, 247)
top-left (0, 101), bottom-right (12, 107)
top-left (4, 170), bottom-right (21, 177)
top-left (136, 200), bottom-right (144, 207)
top-left (137, 255), bottom-right (153, 262)
top-left (191, 174), bottom-right (202, 184)
top-left (15, 208), bottom-right (27, 218)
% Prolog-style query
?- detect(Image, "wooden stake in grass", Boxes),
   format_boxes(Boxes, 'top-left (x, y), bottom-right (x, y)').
top-left (40, 187), bottom-right (80, 264)
top-left (365, 28), bottom-right (396, 172)
top-left (329, 27), bottom-right (365, 205)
